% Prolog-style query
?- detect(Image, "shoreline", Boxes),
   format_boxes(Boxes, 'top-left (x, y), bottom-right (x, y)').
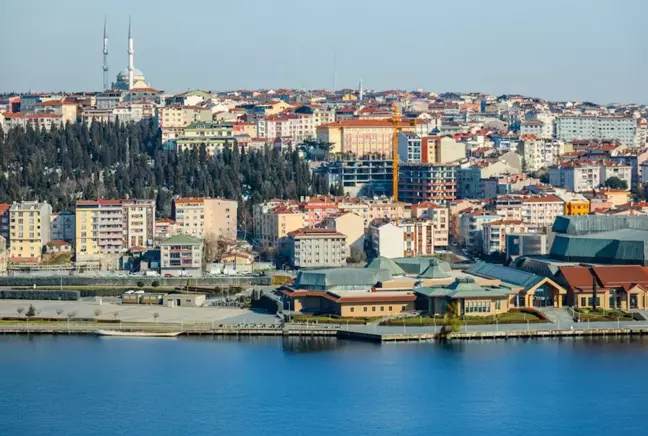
top-left (3, 324), bottom-right (648, 343)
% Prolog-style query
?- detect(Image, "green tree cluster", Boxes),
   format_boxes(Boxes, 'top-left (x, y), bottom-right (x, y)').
top-left (0, 120), bottom-right (331, 235)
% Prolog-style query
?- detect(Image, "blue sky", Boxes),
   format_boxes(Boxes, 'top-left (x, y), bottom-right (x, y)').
top-left (2, 0), bottom-right (645, 103)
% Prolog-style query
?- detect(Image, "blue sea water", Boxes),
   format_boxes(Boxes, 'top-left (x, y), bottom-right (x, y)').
top-left (0, 335), bottom-right (647, 436)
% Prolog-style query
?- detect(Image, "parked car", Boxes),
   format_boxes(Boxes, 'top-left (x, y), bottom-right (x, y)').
top-left (164, 273), bottom-right (175, 278)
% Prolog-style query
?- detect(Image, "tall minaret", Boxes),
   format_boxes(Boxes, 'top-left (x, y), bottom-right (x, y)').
top-left (128, 16), bottom-right (134, 90)
top-left (359, 79), bottom-right (364, 101)
top-left (102, 17), bottom-right (109, 91)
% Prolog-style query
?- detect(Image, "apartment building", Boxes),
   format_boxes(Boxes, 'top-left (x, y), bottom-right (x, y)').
top-left (2, 113), bottom-right (64, 131)
top-left (160, 105), bottom-right (213, 141)
top-left (123, 199), bottom-right (156, 248)
top-left (410, 202), bottom-right (450, 248)
top-left (521, 195), bottom-right (565, 228)
top-left (0, 204), bottom-right (10, 243)
top-left (520, 119), bottom-right (553, 140)
top-left (400, 219), bottom-right (436, 257)
top-left (155, 218), bottom-right (177, 243)
top-left (482, 220), bottom-right (539, 255)
top-left (175, 122), bottom-right (237, 155)
top-left (33, 100), bottom-right (78, 123)
top-left (398, 133), bottom-right (466, 164)
top-left (556, 116), bottom-right (646, 147)
top-left (398, 163), bottom-right (458, 205)
top-left (301, 196), bottom-right (340, 227)
top-left (549, 160), bottom-right (632, 192)
top-left (369, 221), bottom-right (405, 259)
top-left (160, 234), bottom-right (203, 277)
top-left (322, 212), bottom-right (365, 256)
top-left (287, 228), bottom-right (347, 268)
top-left (458, 211), bottom-right (502, 250)
top-left (518, 139), bottom-right (568, 172)
top-left (75, 199), bottom-right (124, 261)
top-left (9, 201), bottom-right (52, 261)
top-left (50, 211), bottom-right (75, 242)
top-left (172, 197), bottom-right (238, 241)
top-left (324, 158), bottom-right (393, 197)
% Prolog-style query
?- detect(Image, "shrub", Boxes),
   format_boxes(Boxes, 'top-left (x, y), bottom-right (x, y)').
top-left (151, 280), bottom-right (160, 288)
top-left (0, 290), bottom-right (79, 301)
top-left (26, 305), bottom-right (36, 318)
top-left (136, 281), bottom-right (145, 288)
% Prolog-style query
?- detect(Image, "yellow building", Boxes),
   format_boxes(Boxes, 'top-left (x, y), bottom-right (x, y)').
top-left (75, 199), bottom-right (124, 262)
top-left (322, 212), bottom-right (365, 256)
top-left (564, 200), bottom-right (590, 215)
top-left (252, 202), bottom-right (304, 247)
top-left (9, 201), bottom-right (52, 262)
top-left (257, 99), bottom-right (292, 115)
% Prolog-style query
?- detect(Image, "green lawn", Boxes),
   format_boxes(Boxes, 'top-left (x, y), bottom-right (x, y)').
top-left (569, 308), bottom-right (633, 322)
top-left (291, 314), bottom-right (380, 325)
top-left (381, 310), bottom-right (547, 326)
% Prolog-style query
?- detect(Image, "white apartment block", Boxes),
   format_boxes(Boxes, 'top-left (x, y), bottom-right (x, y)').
top-left (550, 161), bottom-right (632, 192)
top-left (369, 221), bottom-right (405, 259)
top-left (520, 195), bottom-right (564, 228)
top-left (519, 139), bottom-right (566, 172)
top-left (123, 199), bottom-right (156, 248)
top-left (288, 228), bottom-right (347, 268)
top-left (556, 116), bottom-right (645, 148)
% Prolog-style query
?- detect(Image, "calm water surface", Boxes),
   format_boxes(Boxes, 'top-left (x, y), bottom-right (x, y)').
top-left (1, 335), bottom-right (647, 436)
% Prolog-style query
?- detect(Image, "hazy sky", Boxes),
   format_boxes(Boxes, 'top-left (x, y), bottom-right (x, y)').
top-left (2, 0), bottom-right (646, 103)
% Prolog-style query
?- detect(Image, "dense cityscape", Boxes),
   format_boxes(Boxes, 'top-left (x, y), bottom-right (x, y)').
top-left (1, 18), bottom-right (648, 330)
top-left (4, 1), bottom-right (648, 435)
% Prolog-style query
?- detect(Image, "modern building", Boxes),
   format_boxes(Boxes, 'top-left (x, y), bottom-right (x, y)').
top-left (556, 115), bottom-right (645, 148)
top-left (368, 221), bottom-right (404, 259)
top-left (505, 233), bottom-right (548, 258)
top-left (75, 199), bottom-right (124, 266)
top-left (398, 133), bottom-right (466, 164)
top-left (253, 203), bottom-right (304, 247)
top-left (410, 202), bottom-right (450, 249)
top-left (518, 139), bottom-right (567, 172)
top-left (160, 105), bottom-right (213, 142)
top-left (398, 163), bottom-right (458, 205)
top-left (160, 234), bottom-right (203, 277)
top-left (555, 192), bottom-right (590, 216)
top-left (9, 201), bottom-right (53, 262)
top-left (175, 122), bottom-right (237, 155)
top-left (458, 211), bottom-right (502, 250)
top-left (520, 195), bottom-right (565, 229)
top-left (287, 228), bottom-right (347, 268)
top-left (172, 197), bottom-right (238, 241)
top-left (551, 215), bottom-right (648, 265)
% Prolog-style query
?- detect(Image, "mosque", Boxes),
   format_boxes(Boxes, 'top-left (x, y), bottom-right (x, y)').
top-left (103, 17), bottom-right (151, 91)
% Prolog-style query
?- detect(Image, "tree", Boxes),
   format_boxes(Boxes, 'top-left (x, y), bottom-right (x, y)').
top-left (438, 302), bottom-right (462, 339)
top-left (66, 311), bottom-right (77, 319)
top-left (137, 281), bottom-right (145, 288)
top-left (347, 246), bottom-right (367, 264)
top-left (94, 309), bottom-right (102, 318)
top-left (16, 307), bottom-right (25, 317)
top-left (56, 308), bottom-right (64, 316)
top-left (25, 305), bottom-right (36, 318)
top-left (151, 280), bottom-right (160, 288)
top-left (605, 176), bottom-right (628, 190)
top-left (153, 312), bottom-right (159, 323)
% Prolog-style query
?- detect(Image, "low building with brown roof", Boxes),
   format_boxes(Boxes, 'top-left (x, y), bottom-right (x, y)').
top-left (557, 265), bottom-right (648, 309)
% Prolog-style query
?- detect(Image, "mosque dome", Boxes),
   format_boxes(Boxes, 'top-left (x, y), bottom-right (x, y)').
top-left (113, 68), bottom-right (148, 90)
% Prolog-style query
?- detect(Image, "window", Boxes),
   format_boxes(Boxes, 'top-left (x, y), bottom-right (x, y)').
top-left (363, 307), bottom-right (367, 312)
top-left (380, 306), bottom-right (384, 312)
top-left (580, 297), bottom-right (586, 307)
top-left (389, 306), bottom-right (392, 311)
top-left (350, 307), bottom-right (354, 312)
top-left (372, 306), bottom-right (376, 312)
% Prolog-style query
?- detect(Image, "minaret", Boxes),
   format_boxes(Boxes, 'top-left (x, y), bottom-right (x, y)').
top-left (102, 17), bottom-right (109, 91)
top-left (359, 79), bottom-right (364, 101)
top-left (128, 16), bottom-right (134, 90)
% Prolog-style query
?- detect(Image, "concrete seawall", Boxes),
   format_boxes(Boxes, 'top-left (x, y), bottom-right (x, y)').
top-left (3, 324), bottom-right (648, 343)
